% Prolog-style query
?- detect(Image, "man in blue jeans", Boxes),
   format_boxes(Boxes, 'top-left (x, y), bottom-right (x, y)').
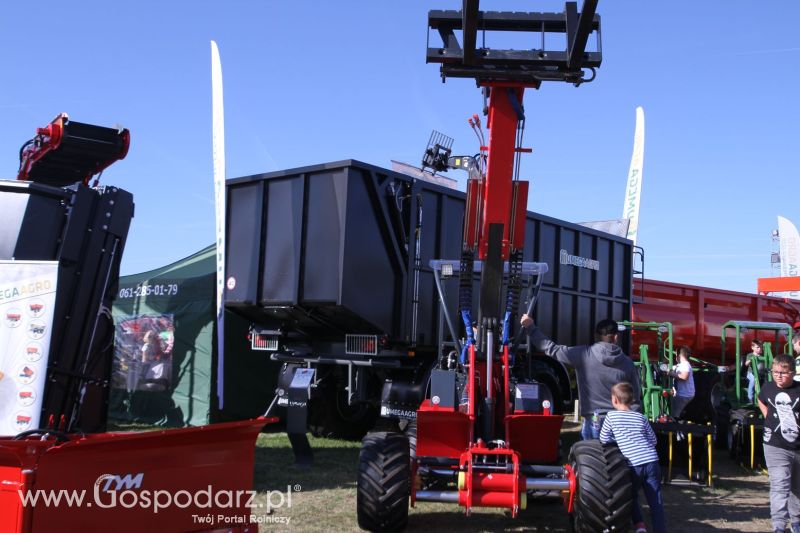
top-left (600, 382), bottom-right (666, 533)
top-left (520, 315), bottom-right (641, 439)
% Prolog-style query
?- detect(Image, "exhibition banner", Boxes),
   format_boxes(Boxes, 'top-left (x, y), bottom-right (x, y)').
top-left (0, 261), bottom-right (58, 435)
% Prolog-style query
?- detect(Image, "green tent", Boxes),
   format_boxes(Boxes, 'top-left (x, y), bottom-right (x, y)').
top-left (109, 245), bottom-right (278, 427)
top-left (110, 246), bottom-right (216, 426)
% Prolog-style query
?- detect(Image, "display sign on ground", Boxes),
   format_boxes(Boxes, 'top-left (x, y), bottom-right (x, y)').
top-left (0, 261), bottom-right (58, 435)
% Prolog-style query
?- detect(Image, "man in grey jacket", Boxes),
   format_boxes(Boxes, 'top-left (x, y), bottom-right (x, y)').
top-left (520, 314), bottom-right (642, 440)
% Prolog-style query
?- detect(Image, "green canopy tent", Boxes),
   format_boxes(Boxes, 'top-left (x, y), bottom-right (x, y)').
top-left (110, 245), bottom-right (277, 427)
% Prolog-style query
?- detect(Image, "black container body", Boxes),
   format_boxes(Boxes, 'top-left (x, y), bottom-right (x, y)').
top-left (0, 180), bottom-right (134, 433)
top-left (225, 160), bottom-right (632, 354)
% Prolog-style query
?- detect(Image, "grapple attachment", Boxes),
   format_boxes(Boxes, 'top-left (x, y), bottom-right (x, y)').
top-left (17, 112), bottom-right (130, 187)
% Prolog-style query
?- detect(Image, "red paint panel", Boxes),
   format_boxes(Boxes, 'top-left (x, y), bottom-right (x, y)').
top-left (758, 276), bottom-right (800, 294)
top-left (510, 181), bottom-right (529, 250)
top-left (633, 278), bottom-right (800, 364)
top-left (417, 403), bottom-right (471, 459)
top-left (463, 178), bottom-right (482, 249)
top-left (505, 414), bottom-right (564, 463)
top-left (479, 86), bottom-right (524, 260)
top-left (0, 418), bottom-right (272, 533)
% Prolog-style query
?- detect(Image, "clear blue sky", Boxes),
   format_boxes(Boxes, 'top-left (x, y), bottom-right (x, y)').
top-left (1, 1), bottom-right (798, 294)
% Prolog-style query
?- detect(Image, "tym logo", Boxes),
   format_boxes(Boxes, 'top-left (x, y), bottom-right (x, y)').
top-left (96, 473), bottom-right (144, 491)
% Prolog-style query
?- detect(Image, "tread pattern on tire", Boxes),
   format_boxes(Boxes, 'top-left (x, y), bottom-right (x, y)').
top-left (569, 440), bottom-right (632, 533)
top-left (404, 421), bottom-right (417, 460)
top-left (357, 431), bottom-right (410, 532)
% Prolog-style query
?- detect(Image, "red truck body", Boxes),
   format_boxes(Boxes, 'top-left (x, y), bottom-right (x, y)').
top-left (0, 418), bottom-right (273, 533)
top-left (632, 278), bottom-right (800, 365)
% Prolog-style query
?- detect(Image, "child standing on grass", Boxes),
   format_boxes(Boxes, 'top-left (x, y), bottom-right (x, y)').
top-left (600, 382), bottom-right (666, 533)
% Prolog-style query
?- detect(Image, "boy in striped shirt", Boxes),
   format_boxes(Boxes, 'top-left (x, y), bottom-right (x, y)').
top-left (600, 381), bottom-right (666, 533)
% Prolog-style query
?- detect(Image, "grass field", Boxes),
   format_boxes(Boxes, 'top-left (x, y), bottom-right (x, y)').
top-left (252, 424), bottom-right (772, 532)
top-left (251, 431), bottom-right (571, 532)
top-left (106, 420), bottom-right (771, 531)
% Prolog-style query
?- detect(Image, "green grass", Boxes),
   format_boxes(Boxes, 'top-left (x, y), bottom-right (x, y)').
top-left (250, 424), bottom-right (584, 532)
top-left (98, 420), bottom-right (768, 531)
top-left (252, 433), bottom-right (362, 532)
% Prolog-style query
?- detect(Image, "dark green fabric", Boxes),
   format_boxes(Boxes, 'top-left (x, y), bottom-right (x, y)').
top-left (111, 246), bottom-right (215, 427)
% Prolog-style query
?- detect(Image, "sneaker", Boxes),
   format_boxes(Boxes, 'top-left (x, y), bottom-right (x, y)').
top-left (634, 522), bottom-right (647, 533)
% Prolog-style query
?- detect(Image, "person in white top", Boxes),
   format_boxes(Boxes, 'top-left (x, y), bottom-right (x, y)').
top-left (793, 334), bottom-right (800, 383)
top-left (665, 345), bottom-right (695, 419)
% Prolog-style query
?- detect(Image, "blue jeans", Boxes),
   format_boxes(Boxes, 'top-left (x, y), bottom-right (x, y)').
top-left (631, 461), bottom-right (666, 533)
top-left (580, 416), bottom-right (603, 440)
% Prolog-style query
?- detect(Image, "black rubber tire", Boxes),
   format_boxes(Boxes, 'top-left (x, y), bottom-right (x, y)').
top-left (357, 432), bottom-right (410, 532)
top-left (713, 403), bottom-right (731, 450)
top-left (728, 422), bottom-right (740, 460)
top-left (729, 408), bottom-right (752, 460)
top-left (404, 420), bottom-right (417, 461)
top-left (569, 440), bottom-right (632, 533)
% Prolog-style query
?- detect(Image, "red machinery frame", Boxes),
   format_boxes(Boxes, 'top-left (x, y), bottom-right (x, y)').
top-left (410, 0), bottom-right (602, 518)
top-left (0, 418), bottom-right (275, 533)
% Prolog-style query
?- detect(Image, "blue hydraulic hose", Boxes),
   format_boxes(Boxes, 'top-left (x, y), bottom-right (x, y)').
top-left (502, 310), bottom-right (511, 346)
top-left (460, 309), bottom-right (474, 364)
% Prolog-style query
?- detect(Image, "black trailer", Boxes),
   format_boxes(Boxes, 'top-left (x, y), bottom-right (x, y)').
top-left (225, 160), bottom-right (632, 437)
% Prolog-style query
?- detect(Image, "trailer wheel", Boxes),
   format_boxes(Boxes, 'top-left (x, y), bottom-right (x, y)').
top-left (357, 432), bottom-right (410, 532)
top-left (714, 404), bottom-right (731, 450)
top-left (569, 440), bottom-right (632, 533)
top-left (727, 422), bottom-right (740, 459)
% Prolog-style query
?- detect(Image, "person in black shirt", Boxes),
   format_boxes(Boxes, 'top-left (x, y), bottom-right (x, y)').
top-left (758, 353), bottom-right (800, 533)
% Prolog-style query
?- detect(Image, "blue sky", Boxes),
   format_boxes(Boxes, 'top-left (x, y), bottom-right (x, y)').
top-left (1, 1), bottom-right (798, 294)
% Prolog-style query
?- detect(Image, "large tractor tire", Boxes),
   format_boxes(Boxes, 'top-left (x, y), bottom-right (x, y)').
top-left (403, 420), bottom-right (417, 460)
top-left (357, 432), bottom-right (410, 532)
top-left (569, 440), bottom-right (632, 533)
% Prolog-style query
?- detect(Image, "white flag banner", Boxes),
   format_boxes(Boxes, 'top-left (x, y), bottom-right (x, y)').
top-left (0, 261), bottom-right (58, 436)
top-left (778, 215), bottom-right (800, 299)
top-left (622, 106), bottom-right (645, 245)
top-left (211, 40), bottom-right (226, 408)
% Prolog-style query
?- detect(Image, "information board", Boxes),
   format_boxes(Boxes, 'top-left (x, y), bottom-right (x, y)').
top-left (0, 261), bottom-right (58, 435)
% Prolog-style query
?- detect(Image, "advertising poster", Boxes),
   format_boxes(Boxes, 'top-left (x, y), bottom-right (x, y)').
top-left (0, 261), bottom-right (58, 436)
top-left (113, 314), bottom-right (175, 393)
